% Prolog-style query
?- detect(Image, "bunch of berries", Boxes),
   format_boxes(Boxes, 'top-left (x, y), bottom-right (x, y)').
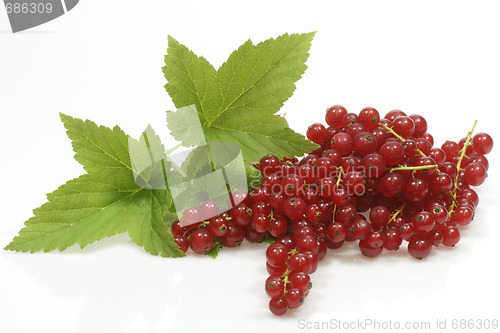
top-left (172, 105), bottom-right (493, 316)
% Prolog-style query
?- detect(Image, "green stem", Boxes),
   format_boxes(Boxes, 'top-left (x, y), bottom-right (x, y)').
top-left (448, 120), bottom-right (478, 218)
top-left (389, 165), bottom-right (438, 172)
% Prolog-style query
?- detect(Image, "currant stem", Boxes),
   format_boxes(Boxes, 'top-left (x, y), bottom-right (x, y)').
top-left (389, 165), bottom-right (438, 172)
top-left (332, 167), bottom-right (344, 222)
top-left (384, 202), bottom-right (406, 229)
top-left (448, 120), bottom-right (478, 219)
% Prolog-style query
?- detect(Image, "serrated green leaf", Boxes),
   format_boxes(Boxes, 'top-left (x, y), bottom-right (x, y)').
top-left (164, 33), bottom-right (319, 162)
top-left (5, 115), bottom-right (184, 258)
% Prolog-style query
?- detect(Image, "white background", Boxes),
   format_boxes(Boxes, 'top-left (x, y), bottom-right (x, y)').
top-left (1, 1), bottom-right (499, 332)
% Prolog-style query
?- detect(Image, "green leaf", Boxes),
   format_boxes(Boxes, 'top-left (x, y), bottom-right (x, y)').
top-left (164, 33), bottom-right (319, 162)
top-left (5, 115), bottom-right (184, 258)
top-left (206, 238), bottom-right (224, 259)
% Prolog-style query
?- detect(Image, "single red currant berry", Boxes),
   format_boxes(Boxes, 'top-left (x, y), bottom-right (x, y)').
top-left (342, 112), bottom-right (358, 128)
top-left (369, 205), bottom-right (391, 229)
top-left (378, 172), bottom-right (405, 197)
top-left (171, 219), bottom-right (184, 237)
top-left (181, 206), bottom-right (201, 227)
top-left (409, 114), bottom-right (428, 137)
top-left (353, 132), bottom-right (378, 157)
top-left (413, 211), bottom-right (435, 232)
top-left (343, 171), bottom-right (365, 196)
top-left (464, 162), bottom-right (487, 186)
top-left (362, 153), bottom-right (386, 178)
top-left (286, 288), bottom-right (305, 309)
top-left (384, 109), bottom-right (406, 121)
top-left (252, 213), bottom-right (271, 233)
top-left (219, 222), bottom-right (245, 247)
top-left (287, 253), bottom-right (312, 274)
top-left (346, 123), bottom-right (367, 139)
top-left (427, 230), bottom-right (443, 247)
top-left (359, 238), bottom-right (383, 258)
top-left (231, 204), bottom-right (253, 226)
top-left (472, 132), bottom-right (493, 155)
top-left (398, 222), bottom-right (414, 241)
top-left (441, 140), bottom-right (460, 162)
top-left (289, 272), bottom-right (312, 294)
top-left (244, 225), bottom-right (266, 243)
top-left (268, 213), bottom-right (288, 237)
top-left (265, 275), bottom-right (285, 298)
top-left (252, 202), bottom-right (271, 216)
top-left (295, 236), bottom-right (320, 254)
top-left (305, 204), bottom-right (322, 223)
top-left (259, 155), bottom-right (281, 176)
top-left (208, 215), bottom-right (228, 237)
top-left (382, 229), bottom-right (402, 250)
top-left (442, 226), bottom-right (461, 246)
top-left (358, 107), bottom-right (380, 130)
top-left (252, 186), bottom-right (271, 203)
top-left (326, 222), bottom-right (347, 243)
top-left (307, 123), bottom-right (326, 143)
top-left (275, 235), bottom-right (296, 250)
top-left (174, 235), bottom-right (189, 253)
top-left (266, 242), bottom-right (289, 267)
top-left (325, 105), bottom-right (348, 128)
top-left (453, 205), bottom-right (474, 226)
top-left (404, 177), bottom-right (429, 202)
top-left (331, 132), bottom-right (354, 156)
top-left (352, 218), bottom-right (372, 240)
top-left (283, 197), bottom-right (307, 220)
top-left (189, 228), bottom-right (214, 254)
top-left (367, 231), bottom-right (384, 248)
top-left (269, 297), bottom-right (288, 316)
top-left (392, 116), bottom-right (415, 139)
top-left (408, 238), bottom-right (432, 259)
top-left (199, 200), bottom-right (220, 220)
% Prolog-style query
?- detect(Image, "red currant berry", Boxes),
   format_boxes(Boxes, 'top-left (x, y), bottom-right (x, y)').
top-left (269, 297), bottom-right (288, 316)
top-left (325, 105), bottom-right (348, 127)
top-left (472, 132), bottom-right (493, 155)
top-left (283, 197), bottom-right (307, 220)
top-left (307, 123), bottom-right (326, 143)
top-left (252, 213), bottom-right (271, 233)
top-left (287, 253), bottom-right (312, 274)
top-left (208, 215), bottom-right (228, 237)
top-left (353, 132), bottom-right (378, 157)
top-left (231, 204), bottom-right (253, 226)
top-left (259, 155), bottom-right (281, 176)
top-left (174, 235), bottom-right (189, 253)
top-left (408, 238), bottom-right (432, 259)
top-left (464, 162), bottom-right (487, 186)
top-left (442, 226), bottom-right (461, 247)
top-left (265, 276), bottom-right (285, 298)
top-left (289, 272), bottom-right (312, 294)
top-left (392, 116), bottom-right (415, 139)
top-left (268, 213), bottom-right (288, 237)
top-left (379, 141), bottom-right (405, 166)
top-left (359, 239), bottom-right (383, 258)
top-left (286, 288), bottom-right (306, 309)
top-left (331, 133), bottom-right (354, 156)
top-left (189, 228), bottom-right (214, 254)
top-left (266, 242), bottom-right (289, 267)
top-left (378, 172), bottom-right (405, 197)
top-left (384, 109), bottom-right (406, 122)
top-left (358, 107), bottom-right (380, 130)
top-left (219, 222), bottom-right (245, 247)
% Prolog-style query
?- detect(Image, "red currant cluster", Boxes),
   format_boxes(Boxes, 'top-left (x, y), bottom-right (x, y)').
top-left (171, 105), bottom-right (493, 316)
